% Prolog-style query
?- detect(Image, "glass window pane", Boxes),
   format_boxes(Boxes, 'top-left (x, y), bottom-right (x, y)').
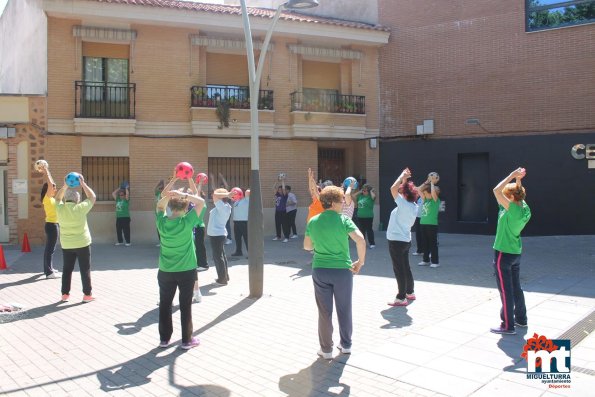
top-left (527, 1), bottom-right (595, 31)
top-left (106, 59), bottom-right (128, 83)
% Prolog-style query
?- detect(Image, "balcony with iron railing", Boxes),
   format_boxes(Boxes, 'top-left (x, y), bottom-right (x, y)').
top-left (190, 84), bottom-right (275, 136)
top-left (289, 89), bottom-right (367, 139)
top-left (75, 81), bottom-right (136, 119)
top-left (191, 85), bottom-right (274, 110)
top-left (290, 91), bottom-right (365, 114)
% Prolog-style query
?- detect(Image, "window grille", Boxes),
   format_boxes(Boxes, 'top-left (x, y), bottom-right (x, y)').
top-left (207, 157), bottom-right (251, 196)
top-left (82, 157), bottom-right (129, 201)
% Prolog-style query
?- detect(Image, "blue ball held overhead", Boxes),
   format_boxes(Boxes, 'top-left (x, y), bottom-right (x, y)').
top-left (66, 172), bottom-right (81, 188)
top-left (343, 177), bottom-right (358, 190)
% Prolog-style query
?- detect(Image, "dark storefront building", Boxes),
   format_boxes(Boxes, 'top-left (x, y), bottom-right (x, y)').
top-left (377, 0), bottom-right (595, 236)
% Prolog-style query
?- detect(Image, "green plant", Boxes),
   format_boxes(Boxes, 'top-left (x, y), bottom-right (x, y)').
top-left (216, 101), bottom-right (231, 129)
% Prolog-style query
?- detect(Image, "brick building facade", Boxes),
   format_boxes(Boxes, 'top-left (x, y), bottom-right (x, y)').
top-left (0, 0), bottom-right (389, 244)
top-left (377, 0), bottom-right (595, 235)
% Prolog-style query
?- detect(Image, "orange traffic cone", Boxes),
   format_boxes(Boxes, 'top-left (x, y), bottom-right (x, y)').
top-left (21, 233), bottom-right (31, 253)
top-left (0, 245), bottom-right (6, 270)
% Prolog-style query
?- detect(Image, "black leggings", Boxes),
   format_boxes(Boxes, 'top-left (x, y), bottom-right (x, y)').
top-left (61, 245), bottom-right (92, 295)
top-left (43, 222), bottom-right (59, 275)
top-left (357, 217), bottom-right (375, 245)
top-left (116, 217), bottom-right (131, 244)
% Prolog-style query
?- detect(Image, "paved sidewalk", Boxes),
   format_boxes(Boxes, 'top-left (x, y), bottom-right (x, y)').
top-left (0, 233), bottom-right (594, 396)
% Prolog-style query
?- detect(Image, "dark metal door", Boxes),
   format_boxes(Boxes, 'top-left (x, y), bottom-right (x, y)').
top-left (318, 148), bottom-right (344, 185)
top-left (457, 153), bottom-right (489, 222)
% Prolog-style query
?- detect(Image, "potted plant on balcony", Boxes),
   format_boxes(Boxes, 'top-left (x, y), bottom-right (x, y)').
top-left (216, 101), bottom-right (231, 129)
top-left (192, 87), bottom-right (208, 107)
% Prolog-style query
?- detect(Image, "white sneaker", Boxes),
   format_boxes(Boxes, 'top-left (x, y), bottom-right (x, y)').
top-left (225, 239), bottom-right (233, 245)
top-left (282, 238), bottom-right (289, 243)
top-left (272, 237), bottom-right (280, 241)
top-left (337, 345), bottom-right (351, 354)
top-left (430, 263), bottom-right (441, 268)
top-left (417, 261), bottom-right (430, 266)
top-left (290, 234), bottom-right (299, 239)
top-left (369, 245), bottom-right (375, 249)
top-left (411, 252), bottom-right (422, 256)
top-left (46, 272), bottom-right (59, 279)
top-left (125, 243), bottom-right (131, 247)
top-left (317, 349), bottom-right (333, 360)
top-left (193, 293), bottom-right (202, 303)
top-left (115, 243), bottom-right (123, 246)
top-left (155, 243), bottom-right (161, 247)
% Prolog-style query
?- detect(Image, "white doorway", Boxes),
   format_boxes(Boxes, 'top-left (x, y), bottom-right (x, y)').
top-left (0, 166), bottom-right (9, 242)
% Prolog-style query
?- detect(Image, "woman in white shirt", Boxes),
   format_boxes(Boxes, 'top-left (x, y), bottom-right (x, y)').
top-left (386, 168), bottom-right (419, 307)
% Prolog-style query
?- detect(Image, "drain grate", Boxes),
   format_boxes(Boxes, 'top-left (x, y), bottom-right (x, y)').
top-left (557, 309), bottom-right (595, 377)
top-left (557, 309), bottom-right (595, 346)
top-left (571, 366), bottom-right (595, 376)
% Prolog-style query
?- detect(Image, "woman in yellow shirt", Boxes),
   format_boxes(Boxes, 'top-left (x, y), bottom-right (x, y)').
top-left (40, 165), bottom-right (59, 279)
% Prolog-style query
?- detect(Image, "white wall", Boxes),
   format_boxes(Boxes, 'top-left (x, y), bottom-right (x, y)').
top-left (0, 0), bottom-right (47, 94)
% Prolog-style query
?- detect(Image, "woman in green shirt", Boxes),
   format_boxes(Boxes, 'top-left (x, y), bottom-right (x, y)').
top-left (417, 179), bottom-right (441, 267)
top-left (156, 174), bottom-right (205, 350)
top-left (353, 184), bottom-right (376, 248)
top-left (490, 168), bottom-right (531, 335)
top-left (112, 186), bottom-right (131, 246)
top-left (304, 186), bottom-right (366, 360)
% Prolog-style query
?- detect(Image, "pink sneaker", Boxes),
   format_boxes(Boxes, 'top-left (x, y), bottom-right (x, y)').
top-left (388, 298), bottom-right (409, 307)
top-left (61, 294), bottom-right (70, 302)
top-left (181, 337), bottom-right (200, 350)
top-left (82, 295), bottom-right (95, 303)
top-left (406, 293), bottom-right (416, 300)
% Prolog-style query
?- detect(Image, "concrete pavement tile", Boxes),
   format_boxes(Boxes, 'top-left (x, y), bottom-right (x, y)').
top-left (468, 378), bottom-right (544, 397)
top-left (347, 352), bottom-right (416, 379)
top-left (438, 317), bottom-right (498, 335)
top-left (564, 372), bottom-right (595, 397)
top-left (413, 326), bottom-right (479, 345)
top-left (446, 345), bottom-right (519, 369)
top-left (540, 392), bottom-right (568, 397)
top-left (392, 333), bottom-right (460, 355)
top-left (464, 334), bottom-right (527, 356)
top-left (575, 333), bottom-right (595, 349)
top-left (368, 342), bottom-right (439, 365)
top-left (399, 367), bottom-right (483, 397)
top-left (424, 355), bottom-right (502, 383)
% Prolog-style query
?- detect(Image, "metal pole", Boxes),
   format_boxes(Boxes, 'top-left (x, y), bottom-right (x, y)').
top-left (240, 1), bottom-right (284, 298)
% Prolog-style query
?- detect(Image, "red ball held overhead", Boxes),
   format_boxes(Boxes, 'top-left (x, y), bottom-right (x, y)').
top-left (176, 162), bottom-right (194, 180)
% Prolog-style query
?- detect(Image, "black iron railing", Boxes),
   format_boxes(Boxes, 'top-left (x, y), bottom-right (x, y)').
top-left (75, 81), bottom-right (136, 119)
top-left (290, 91), bottom-right (365, 114)
top-left (191, 85), bottom-right (274, 110)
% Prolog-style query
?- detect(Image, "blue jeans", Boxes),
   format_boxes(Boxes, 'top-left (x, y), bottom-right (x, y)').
top-left (312, 267), bottom-right (353, 352)
top-left (494, 251), bottom-right (527, 330)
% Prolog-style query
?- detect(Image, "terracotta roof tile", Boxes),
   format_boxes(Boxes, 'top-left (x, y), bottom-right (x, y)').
top-left (84, 0), bottom-right (390, 32)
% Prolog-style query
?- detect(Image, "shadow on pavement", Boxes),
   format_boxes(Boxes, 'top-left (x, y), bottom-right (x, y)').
top-left (381, 306), bottom-right (413, 329)
top-left (496, 327), bottom-right (529, 373)
top-left (194, 297), bottom-right (256, 335)
top-left (18, 301), bottom-right (85, 321)
top-left (97, 347), bottom-right (231, 396)
top-left (115, 305), bottom-right (179, 336)
top-left (0, 274), bottom-right (44, 290)
top-left (279, 356), bottom-right (351, 396)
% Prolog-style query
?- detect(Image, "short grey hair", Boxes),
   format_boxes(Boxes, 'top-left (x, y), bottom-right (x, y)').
top-left (64, 189), bottom-right (80, 203)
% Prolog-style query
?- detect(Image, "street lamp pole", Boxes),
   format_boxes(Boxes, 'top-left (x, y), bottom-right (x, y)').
top-left (240, 0), bottom-right (318, 298)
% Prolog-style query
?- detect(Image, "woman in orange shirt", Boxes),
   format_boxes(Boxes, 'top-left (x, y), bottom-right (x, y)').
top-left (306, 168), bottom-right (325, 223)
